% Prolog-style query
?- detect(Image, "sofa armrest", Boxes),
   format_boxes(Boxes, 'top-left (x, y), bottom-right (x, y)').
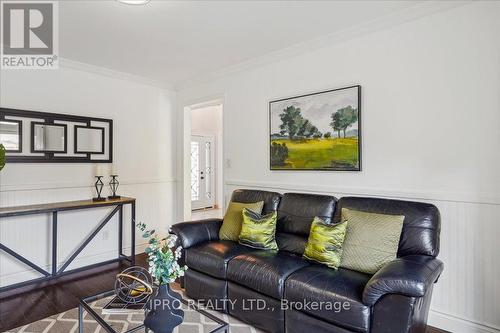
top-left (171, 219), bottom-right (223, 249)
top-left (363, 255), bottom-right (444, 306)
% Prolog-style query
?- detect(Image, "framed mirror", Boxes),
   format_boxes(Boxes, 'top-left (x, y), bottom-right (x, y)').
top-left (1, 107), bottom-right (112, 163)
top-left (75, 126), bottom-right (105, 154)
top-left (31, 122), bottom-right (67, 153)
top-left (0, 119), bottom-right (22, 152)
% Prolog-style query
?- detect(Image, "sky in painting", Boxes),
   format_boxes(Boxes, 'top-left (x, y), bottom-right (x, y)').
top-left (270, 86), bottom-right (359, 134)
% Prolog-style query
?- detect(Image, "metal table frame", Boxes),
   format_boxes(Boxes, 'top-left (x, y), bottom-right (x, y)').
top-left (79, 289), bottom-right (229, 333)
top-left (0, 197), bottom-right (136, 293)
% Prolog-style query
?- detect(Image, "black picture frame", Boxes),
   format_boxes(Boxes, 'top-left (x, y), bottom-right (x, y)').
top-left (31, 122), bottom-right (68, 153)
top-left (0, 118), bottom-right (23, 153)
top-left (269, 85), bottom-right (361, 171)
top-left (74, 125), bottom-right (105, 155)
top-left (0, 107), bottom-right (113, 163)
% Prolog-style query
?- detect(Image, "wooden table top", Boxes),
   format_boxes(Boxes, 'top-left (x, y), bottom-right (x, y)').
top-left (0, 197), bottom-right (135, 218)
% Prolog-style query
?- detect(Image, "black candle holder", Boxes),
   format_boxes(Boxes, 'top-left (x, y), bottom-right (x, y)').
top-left (93, 176), bottom-right (106, 202)
top-left (108, 175), bottom-right (121, 199)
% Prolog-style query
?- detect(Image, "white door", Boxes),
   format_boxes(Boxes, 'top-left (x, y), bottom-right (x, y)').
top-left (191, 135), bottom-right (215, 210)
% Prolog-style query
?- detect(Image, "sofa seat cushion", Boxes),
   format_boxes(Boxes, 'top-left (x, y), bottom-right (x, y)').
top-left (285, 265), bottom-right (372, 332)
top-left (227, 251), bottom-right (309, 299)
top-left (185, 241), bottom-right (257, 279)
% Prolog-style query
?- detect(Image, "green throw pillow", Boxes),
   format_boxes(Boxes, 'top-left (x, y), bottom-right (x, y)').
top-left (303, 217), bottom-right (347, 269)
top-left (239, 208), bottom-right (278, 250)
top-left (340, 208), bottom-right (404, 274)
top-left (219, 201), bottom-right (264, 241)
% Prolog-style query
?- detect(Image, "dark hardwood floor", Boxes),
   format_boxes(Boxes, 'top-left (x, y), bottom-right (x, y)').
top-left (0, 254), bottom-right (149, 332)
top-left (0, 254), bottom-right (449, 332)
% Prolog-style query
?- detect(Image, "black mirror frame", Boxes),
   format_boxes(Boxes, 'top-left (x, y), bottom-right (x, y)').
top-left (0, 119), bottom-right (23, 153)
top-left (0, 107), bottom-right (113, 163)
top-left (74, 125), bottom-right (105, 155)
top-left (31, 122), bottom-right (68, 153)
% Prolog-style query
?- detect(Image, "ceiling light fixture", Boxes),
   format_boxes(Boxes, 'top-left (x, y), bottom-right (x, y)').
top-left (117, 0), bottom-right (151, 5)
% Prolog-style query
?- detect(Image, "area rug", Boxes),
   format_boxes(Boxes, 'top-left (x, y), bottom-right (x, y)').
top-left (7, 286), bottom-right (264, 333)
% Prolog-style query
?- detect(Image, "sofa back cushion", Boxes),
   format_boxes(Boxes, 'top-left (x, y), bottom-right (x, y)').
top-left (277, 193), bottom-right (337, 254)
top-left (230, 189), bottom-right (282, 214)
top-left (333, 197), bottom-right (441, 257)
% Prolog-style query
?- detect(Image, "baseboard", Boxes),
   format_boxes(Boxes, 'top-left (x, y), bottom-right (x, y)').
top-left (0, 242), bottom-right (147, 288)
top-left (429, 310), bottom-right (500, 333)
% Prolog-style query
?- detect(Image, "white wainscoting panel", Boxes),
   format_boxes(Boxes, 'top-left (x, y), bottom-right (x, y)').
top-left (0, 180), bottom-right (177, 288)
top-left (225, 180), bottom-right (500, 333)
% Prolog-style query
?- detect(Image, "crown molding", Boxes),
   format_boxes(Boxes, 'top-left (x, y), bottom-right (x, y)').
top-left (0, 48), bottom-right (175, 90)
top-left (176, 0), bottom-right (471, 91)
top-left (58, 57), bottom-right (176, 91)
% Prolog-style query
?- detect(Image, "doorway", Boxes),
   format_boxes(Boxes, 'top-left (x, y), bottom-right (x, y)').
top-left (184, 100), bottom-right (224, 220)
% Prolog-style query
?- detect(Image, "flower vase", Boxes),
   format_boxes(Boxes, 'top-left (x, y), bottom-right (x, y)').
top-left (144, 284), bottom-right (184, 333)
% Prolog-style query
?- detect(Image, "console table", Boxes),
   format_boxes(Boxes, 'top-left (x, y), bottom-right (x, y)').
top-left (0, 197), bottom-right (136, 293)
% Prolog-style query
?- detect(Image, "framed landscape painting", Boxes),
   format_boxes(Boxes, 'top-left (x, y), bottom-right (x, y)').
top-left (270, 85), bottom-right (361, 171)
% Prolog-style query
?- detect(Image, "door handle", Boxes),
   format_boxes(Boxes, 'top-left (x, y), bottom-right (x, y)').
top-left (201, 177), bottom-right (205, 180)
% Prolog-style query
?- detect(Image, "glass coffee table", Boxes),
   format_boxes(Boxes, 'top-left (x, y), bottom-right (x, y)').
top-left (79, 290), bottom-right (228, 333)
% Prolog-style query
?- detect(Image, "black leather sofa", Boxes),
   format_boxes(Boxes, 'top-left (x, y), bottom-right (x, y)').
top-left (172, 189), bottom-right (444, 333)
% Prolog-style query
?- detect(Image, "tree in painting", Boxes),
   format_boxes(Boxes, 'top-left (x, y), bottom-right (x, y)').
top-left (270, 142), bottom-right (289, 166)
top-left (279, 106), bottom-right (304, 139)
top-left (270, 86), bottom-right (360, 171)
top-left (278, 105), bottom-right (324, 140)
top-left (330, 106), bottom-right (358, 138)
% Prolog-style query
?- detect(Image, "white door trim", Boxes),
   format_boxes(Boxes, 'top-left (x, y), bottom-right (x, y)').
top-left (180, 95), bottom-right (226, 221)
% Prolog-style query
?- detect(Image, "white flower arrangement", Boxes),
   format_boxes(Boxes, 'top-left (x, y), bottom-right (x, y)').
top-left (137, 222), bottom-right (188, 285)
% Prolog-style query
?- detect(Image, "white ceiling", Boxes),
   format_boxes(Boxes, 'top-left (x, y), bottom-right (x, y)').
top-left (59, 0), bottom-right (431, 87)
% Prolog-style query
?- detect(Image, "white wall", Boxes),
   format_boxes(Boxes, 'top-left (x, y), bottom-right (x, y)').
top-left (0, 65), bottom-right (178, 287)
top-left (178, 2), bottom-right (500, 333)
top-left (191, 105), bottom-right (223, 136)
top-left (191, 105), bottom-right (223, 209)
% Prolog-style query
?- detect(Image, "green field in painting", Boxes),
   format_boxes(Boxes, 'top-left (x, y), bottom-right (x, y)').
top-left (271, 138), bottom-right (359, 170)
